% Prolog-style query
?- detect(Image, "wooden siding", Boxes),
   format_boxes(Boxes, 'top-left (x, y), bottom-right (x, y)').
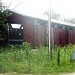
top-left (60, 29), bottom-right (68, 46)
top-left (70, 30), bottom-right (75, 44)
top-left (22, 17), bottom-right (46, 47)
top-left (6, 11), bottom-right (75, 47)
top-left (53, 28), bottom-right (60, 46)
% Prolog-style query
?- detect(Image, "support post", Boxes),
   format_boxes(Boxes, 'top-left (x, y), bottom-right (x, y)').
top-left (48, 0), bottom-right (52, 61)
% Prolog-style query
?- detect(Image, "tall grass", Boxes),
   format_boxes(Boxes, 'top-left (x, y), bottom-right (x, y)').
top-left (0, 43), bottom-right (75, 74)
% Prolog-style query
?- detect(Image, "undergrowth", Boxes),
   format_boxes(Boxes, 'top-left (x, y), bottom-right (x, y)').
top-left (0, 43), bottom-right (75, 74)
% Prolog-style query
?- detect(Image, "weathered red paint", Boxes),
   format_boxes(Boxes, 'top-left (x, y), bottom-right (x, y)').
top-left (53, 28), bottom-right (60, 46)
top-left (61, 29), bottom-right (68, 46)
top-left (6, 11), bottom-right (75, 47)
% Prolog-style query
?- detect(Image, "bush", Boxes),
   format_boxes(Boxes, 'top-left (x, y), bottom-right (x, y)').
top-left (0, 43), bottom-right (75, 74)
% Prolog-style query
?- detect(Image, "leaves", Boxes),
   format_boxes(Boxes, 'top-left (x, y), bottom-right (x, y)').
top-left (0, 44), bottom-right (75, 73)
top-left (0, 2), bottom-right (9, 42)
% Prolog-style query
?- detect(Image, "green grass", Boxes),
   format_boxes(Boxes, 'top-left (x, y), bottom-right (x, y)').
top-left (0, 43), bottom-right (75, 74)
top-left (3, 73), bottom-right (63, 75)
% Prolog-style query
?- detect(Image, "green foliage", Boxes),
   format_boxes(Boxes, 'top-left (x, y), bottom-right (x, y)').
top-left (0, 43), bottom-right (75, 74)
top-left (0, 2), bottom-right (10, 41)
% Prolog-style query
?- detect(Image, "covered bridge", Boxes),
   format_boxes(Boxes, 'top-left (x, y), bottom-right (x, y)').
top-left (1, 10), bottom-right (75, 47)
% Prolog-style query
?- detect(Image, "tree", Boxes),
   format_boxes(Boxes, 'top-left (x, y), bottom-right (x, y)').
top-left (0, 2), bottom-right (10, 45)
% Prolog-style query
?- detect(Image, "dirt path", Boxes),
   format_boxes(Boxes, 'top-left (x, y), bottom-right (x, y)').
top-left (64, 73), bottom-right (75, 75)
top-left (0, 72), bottom-right (17, 75)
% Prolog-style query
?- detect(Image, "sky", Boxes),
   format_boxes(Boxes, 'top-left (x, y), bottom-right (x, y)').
top-left (1, 0), bottom-right (75, 19)
top-left (51, 0), bottom-right (75, 18)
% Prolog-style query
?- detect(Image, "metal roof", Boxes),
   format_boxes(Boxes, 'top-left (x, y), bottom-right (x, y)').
top-left (51, 19), bottom-right (75, 27)
top-left (9, 9), bottom-right (75, 27)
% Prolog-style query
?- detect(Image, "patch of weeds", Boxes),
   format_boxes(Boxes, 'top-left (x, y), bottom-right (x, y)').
top-left (0, 43), bottom-right (75, 74)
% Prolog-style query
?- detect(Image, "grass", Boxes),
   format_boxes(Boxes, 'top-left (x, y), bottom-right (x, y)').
top-left (0, 43), bottom-right (75, 75)
top-left (3, 73), bottom-right (63, 75)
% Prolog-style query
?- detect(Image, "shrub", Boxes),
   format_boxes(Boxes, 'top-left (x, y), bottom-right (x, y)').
top-left (0, 43), bottom-right (75, 74)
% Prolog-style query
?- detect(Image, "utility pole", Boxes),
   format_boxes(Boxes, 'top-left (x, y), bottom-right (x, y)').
top-left (0, 0), bottom-right (1, 3)
top-left (48, 0), bottom-right (52, 61)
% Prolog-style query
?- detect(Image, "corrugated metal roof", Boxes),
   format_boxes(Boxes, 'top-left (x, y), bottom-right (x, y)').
top-left (51, 19), bottom-right (75, 27)
top-left (9, 9), bottom-right (75, 27)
